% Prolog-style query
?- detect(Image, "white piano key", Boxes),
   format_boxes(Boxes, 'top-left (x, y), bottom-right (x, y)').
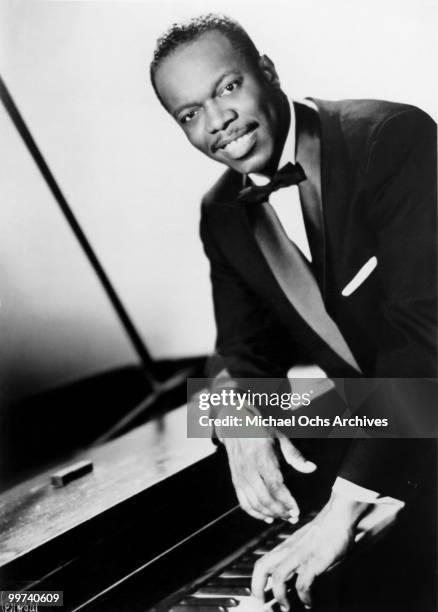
top-left (187, 593), bottom-right (276, 612)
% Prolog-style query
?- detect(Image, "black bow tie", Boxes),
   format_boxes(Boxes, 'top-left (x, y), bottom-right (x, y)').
top-left (237, 161), bottom-right (306, 204)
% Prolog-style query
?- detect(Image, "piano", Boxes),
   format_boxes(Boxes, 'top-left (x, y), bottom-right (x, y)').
top-left (0, 74), bottom-right (297, 612)
top-left (0, 406), bottom-right (268, 610)
top-left (3, 403), bottom-right (432, 612)
top-left (0, 404), bottom-right (349, 612)
top-left (0, 75), bottom-right (436, 612)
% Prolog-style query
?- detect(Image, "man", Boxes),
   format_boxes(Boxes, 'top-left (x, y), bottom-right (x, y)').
top-left (150, 14), bottom-right (437, 610)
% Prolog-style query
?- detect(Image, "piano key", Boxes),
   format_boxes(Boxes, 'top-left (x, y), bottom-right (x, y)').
top-left (238, 553), bottom-right (263, 565)
top-left (189, 593), bottom-right (277, 612)
top-left (220, 569), bottom-right (252, 579)
top-left (175, 531), bottom-right (293, 612)
top-left (169, 606), bottom-right (229, 612)
top-left (195, 585), bottom-right (251, 597)
top-left (264, 589), bottom-right (274, 603)
top-left (211, 578), bottom-right (251, 587)
top-left (190, 579), bottom-right (281, 612)
top-left (230, 560), bottom-right (254, 570)
top-left (251, 547), bottom-right (272, 555)
top-left (180, 597), bottom-right (239, 607)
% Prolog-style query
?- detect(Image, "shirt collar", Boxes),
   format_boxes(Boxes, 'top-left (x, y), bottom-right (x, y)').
top-left (249, 97), bottom-right (296, 187)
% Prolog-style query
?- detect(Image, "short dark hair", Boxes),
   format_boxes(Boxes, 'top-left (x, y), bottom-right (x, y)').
top-left (150, 14), bottom-right (260, 103)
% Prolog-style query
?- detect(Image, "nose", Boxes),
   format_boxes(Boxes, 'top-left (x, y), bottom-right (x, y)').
top-left (205, 100), bottom-right (236, 134)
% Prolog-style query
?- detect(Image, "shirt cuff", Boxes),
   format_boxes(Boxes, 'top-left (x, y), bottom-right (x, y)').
top-left (332, 477), bottom-right (404, 505)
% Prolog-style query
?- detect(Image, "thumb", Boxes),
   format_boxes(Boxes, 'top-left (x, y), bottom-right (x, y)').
top-left (278, 435), bottom-right (317, 473)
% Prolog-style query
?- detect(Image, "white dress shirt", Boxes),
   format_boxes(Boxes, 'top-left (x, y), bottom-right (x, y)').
top-left (250, 99), bottom-right (404, 508)
top-left (250, 100), bottom-right (312, 262)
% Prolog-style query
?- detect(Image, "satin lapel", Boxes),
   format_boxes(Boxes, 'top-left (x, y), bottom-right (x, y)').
top-left (294, 101), bottom-right (327, 296)
top-left (238, 110), bottom-right (359, 373)
top-left (239, 197), bottom-right (360, 374)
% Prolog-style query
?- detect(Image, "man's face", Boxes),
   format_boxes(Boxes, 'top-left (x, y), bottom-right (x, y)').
top-left (154, 31), bottom-right (285, 175)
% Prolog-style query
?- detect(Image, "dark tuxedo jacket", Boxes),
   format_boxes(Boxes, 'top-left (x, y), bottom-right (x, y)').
top-left (200, 99), bottom-right (437, 498)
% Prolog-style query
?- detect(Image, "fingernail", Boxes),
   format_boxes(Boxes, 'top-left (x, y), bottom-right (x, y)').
top-left (288, 516), bottom-right (299, 524)
top-left (264, 517), bottom-right (274, 524)
top-left (280, 606), bottom-right (289, 612)
top-left (288, 508), bottom-right (299, 517)
top-left (306, 461), bottom-right (317, 470)
top-left (305, 606), bottom-right (312, 610)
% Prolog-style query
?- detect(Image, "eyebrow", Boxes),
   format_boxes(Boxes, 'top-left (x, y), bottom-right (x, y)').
top-left (172, 70), bottom-right (240, 119)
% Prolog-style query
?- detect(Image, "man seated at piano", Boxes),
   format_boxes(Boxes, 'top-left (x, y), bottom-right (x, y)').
top-left (150, 14), bottom-right (437, 611)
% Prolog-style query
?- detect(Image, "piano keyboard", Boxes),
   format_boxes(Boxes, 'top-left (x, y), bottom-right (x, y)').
top-left (162, 522), bottom-right (308, 612)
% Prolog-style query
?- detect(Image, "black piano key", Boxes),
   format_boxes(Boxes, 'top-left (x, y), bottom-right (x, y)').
top-left (264, 588), bottom-right (274, 601)
top-left (254, 548), bottom-right (274, 556)
top-left (238, 553), bottom-right (262, 564)
top-left (180, 597), bottom-right (239, 607)
top-left (220, 569), bottom-right (252, 578)
top-left (231, 560), bottom-right (254, 570)
top-left (210, 578), bottom-right (251, 588)
top-left (169, 606), bottom-right (229, 612)
top-left (195, 585), bottom-right (251, 596)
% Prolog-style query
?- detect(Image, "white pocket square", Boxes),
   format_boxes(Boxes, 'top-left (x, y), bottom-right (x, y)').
top-left (342, 256), bottom-right (378, 297)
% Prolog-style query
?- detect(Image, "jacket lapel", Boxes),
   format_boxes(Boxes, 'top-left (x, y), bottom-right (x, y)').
top-left (232, 102), bottom-right (361, 374)
top-left (240, 101), bottom-right (327, 295)
top-left (295, 100), bottom-right (327, 296)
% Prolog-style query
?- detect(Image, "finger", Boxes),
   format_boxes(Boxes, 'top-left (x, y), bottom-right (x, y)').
top-left (296, 567), bottom-right (316, 609)
top-left (243, 478), bottom-right (282, 520)
top-left (278, 436), bottom-right (317, 473)
top-left (265, 479), bottom-right (301, 521)
top-left (250, 475), bottom-right (292, 518)
top-left (240, 452), bottom-right (291, 518)
top-left (228, 449), bottom-right (279, 518)
top-left (271, 567), bottom-right (292, 611)
top-left (252, 554), bottom-right (277, 601)
top-left (235, 483), bottom-right (274, 523)
top-left (244, 503), bottom-right (274, 523)
top-left (257, 449), bottom-right (298, 517)
top-left (228, 459), bottom-right (274, 519)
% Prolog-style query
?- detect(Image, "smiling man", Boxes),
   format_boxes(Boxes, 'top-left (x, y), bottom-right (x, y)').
top-left (150, 14), bottom-right (437, 611)
top-left (152, 22), bottom-right (287, 176)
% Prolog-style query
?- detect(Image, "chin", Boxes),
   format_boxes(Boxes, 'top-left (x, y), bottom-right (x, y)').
top-left (241, 152), bottom-right (272, 175)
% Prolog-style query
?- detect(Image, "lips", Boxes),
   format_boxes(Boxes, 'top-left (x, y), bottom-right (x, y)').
top-left (214, 125), bottom-right (254, 150)
top-left (214, 125), bottom-right (258, 160)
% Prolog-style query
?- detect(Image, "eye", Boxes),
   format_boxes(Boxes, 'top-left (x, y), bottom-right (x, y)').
top-left (180, 109), bottom-right (199, 125)
top-left (221, 80), bottom-right (240, 96)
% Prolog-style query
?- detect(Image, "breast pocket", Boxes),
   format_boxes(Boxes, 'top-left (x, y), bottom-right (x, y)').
top-left (341, 256), bottom-right (378, 297)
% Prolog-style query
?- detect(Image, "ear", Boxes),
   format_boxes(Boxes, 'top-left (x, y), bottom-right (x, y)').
top-left (258, 54), bottom-right (281, 87)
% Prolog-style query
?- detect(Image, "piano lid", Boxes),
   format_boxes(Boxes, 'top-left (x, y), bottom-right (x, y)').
top-left (0, 405), bottom-right (214, 567)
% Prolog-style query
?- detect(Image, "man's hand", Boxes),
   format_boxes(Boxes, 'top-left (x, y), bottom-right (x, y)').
top-left (251, 492), bottom-right (371, 610)
top-left (217, 406), bottom-right (316, 523)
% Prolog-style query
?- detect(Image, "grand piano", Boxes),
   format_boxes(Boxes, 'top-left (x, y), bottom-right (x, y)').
top-left (0, 404), bottom-right (318, 612)
top-left (0, 74), bottom-right (284, 611)
top-left (2, 401), bottom-right (435, 612)
top-left (0, 77), bottom-right (436, 612)
top-left (0, 403), bottom-right (383, 612)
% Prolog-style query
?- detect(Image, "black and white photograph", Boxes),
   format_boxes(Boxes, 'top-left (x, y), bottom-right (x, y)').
top-left (0, 1), bottom-right (437, 610)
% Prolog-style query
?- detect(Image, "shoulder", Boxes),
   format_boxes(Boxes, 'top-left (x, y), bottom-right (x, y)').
top-left (201, 168), bottom-right (243, 213)
top-left (199, 168), bottom-right (243, 245)
top-left (314, 98), bottom-right (435, 178)
top-left (315, 98), bottom-right (434, 130)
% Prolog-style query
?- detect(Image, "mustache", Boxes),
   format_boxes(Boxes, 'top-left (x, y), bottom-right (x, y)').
top-left (212, 123), bottom-right (257, 152)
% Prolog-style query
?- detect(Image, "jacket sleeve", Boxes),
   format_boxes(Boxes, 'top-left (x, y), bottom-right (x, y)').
top-left (200, 204), bottom-right (300, 383)
top-left (337, 107), bottom-right (437, 498)
top-left (366, 107), bottom-right (436, 378)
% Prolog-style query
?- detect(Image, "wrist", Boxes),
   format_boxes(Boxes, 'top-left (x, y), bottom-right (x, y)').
top-left (325, 490), bottom-right (372, 528)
